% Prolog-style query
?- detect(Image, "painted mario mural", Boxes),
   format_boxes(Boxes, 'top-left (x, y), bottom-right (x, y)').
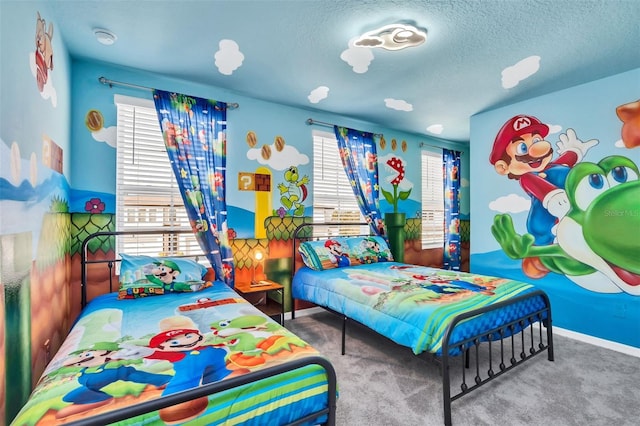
top-left (489, 115), bottom-right (598, 277)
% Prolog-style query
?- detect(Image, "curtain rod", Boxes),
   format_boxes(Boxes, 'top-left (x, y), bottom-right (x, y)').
top-left (306, 118), bottom-right (383, 137)
top-left (98, 76), bottom-right (239, 109)
top-left (419, 141), bottom-right (465, 153)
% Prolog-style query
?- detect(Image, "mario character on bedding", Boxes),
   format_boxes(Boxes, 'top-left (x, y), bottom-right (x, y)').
top-left (144, 315), bottom-right (232, 423)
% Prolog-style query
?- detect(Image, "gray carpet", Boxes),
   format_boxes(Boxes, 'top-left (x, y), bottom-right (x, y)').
top-left (285, 310), bottom-right (640, 426)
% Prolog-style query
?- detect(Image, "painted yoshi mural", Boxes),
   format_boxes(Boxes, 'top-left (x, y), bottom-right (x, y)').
top-left (492, 155), bottom-right (640, 295)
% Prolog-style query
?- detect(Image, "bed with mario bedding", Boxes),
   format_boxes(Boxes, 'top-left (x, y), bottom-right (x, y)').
top-left (290, 223), bottom-right (553, 426)
top-left (11, 233), bottom-right (336, 426)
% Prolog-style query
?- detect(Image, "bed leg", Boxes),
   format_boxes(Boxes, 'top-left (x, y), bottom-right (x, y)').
top-left (341, 315), bottom-right (347, 355)
top-left (442, 353), bottom-right (452, 426)
top-left (546, 324), bottom-right (554, 362)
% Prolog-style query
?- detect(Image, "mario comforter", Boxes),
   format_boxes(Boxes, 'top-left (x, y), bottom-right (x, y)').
top-left (293, 262), bottom-right (548, 356)
top-left (12, 284), bottom-right (332, 426)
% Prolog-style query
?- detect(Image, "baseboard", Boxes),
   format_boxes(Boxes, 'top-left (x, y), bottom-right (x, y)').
top-left (553, 326), bottom-right (640, 358)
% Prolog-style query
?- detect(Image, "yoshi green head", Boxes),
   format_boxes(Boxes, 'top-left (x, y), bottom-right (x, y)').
top-left (558, 155), bottom-right (640, 294)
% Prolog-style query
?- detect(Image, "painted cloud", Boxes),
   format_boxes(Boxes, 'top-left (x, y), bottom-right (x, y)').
top-left (308, 86), bottom-right (329, 103)
top-left (427, 124), bottom-right (443, 134)
top-left (91, 126), bottom-right (117, 148)
top-left (489, 193), bottom-right (531, 213)
top-left (247, 144), bottom-right (309, 171)
top-left (385, 98), bottom-right (413, 112)
top-left (501, 55), bottom-right (541, 89)
top-left (340, 38), bottom-right (374, 74)
top-left (214, 39), bottom-right (244, 75)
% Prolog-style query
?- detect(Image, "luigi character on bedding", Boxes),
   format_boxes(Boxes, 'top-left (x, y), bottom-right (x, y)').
top-left (54, 341), bottom-right (172, 420)
top-left (347, 236), bottom-right (394, 264)
top-left (10, 338), bottom-right (175, 425)
top-left (118, 253), bottom-right (212, 299)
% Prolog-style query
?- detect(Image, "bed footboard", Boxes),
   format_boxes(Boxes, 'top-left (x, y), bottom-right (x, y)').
top-left (440, 289), bottom-right (553, 426)
top-left (64, 356), bottom-right (337, 426)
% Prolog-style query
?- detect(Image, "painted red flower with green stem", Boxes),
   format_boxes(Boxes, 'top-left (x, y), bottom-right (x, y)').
top-left (381, 157), bottom-right (412, 212)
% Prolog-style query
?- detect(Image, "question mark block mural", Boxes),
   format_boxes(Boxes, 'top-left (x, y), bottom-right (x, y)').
top-left (238, 169), bottom-right (272, 238)
top-left (238, 172), bottom-right (255, 191)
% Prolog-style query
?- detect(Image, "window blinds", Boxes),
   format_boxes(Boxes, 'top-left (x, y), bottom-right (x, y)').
top-left (312, 130), bottom-right (367, 235)
top-left (421, 149), bottom-right (445, 248)
top-left (115, 96), bottom-right (201, 258)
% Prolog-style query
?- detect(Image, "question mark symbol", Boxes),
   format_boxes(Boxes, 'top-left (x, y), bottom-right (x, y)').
top-left (241, 175), bottom-right (251, 189)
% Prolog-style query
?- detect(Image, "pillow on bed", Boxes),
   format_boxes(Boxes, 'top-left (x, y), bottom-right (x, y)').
top-left (298, 237), bottom-right (355, 270)
top-left (118, 254), bottom-right (209, 299)
top-left (346, 236), bottom-right (394, 264)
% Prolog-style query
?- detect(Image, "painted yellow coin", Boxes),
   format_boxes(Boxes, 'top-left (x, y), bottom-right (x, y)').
top-left (85, 109), bottom-right (104, 132)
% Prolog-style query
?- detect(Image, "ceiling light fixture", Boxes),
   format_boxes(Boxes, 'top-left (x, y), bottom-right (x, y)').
top-left (93, 28), bottom-right (117, 45)
top-left (355, 23), bottom-right (426, 51)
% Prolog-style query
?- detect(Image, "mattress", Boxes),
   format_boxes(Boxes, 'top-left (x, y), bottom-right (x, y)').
top-left (12, 283), bottom-right (331, 426)
top-left (293, 262), bottom-right (547, 355)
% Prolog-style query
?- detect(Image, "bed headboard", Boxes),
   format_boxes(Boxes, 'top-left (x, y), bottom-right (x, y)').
top-left (80, 229), bottom-right (205, 307)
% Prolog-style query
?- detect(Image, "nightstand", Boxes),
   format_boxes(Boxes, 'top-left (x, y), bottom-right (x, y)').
top-left (234, 279), bottom-right (285, 325)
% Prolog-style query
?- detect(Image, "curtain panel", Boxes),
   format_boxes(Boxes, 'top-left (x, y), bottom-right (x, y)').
top-left (443, 148), bottom-right (462, 270)
top-left (153, 89), bottom-right (235, 286)
top-left (333, 125), bottom-right (385, 236)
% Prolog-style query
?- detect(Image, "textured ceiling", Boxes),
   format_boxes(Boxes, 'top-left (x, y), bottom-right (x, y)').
top-left (48, 0), bottom-right (640, 142)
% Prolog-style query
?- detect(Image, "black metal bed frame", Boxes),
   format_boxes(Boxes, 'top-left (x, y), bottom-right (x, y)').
top-left (290, 222), bottom-right (554, 426)
top-left (76, 229), bottom-right (337, 426)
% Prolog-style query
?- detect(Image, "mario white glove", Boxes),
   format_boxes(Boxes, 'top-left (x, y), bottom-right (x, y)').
top-left (543, 189), bottom-right (570, 219)
top-left (556, 128), bottom-right (599, 162)
top-left (114, 342), bottom-right (155, 360)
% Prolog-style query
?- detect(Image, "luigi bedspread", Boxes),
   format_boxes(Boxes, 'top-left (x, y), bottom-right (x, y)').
top-left (12, 284), bottom-right (330, 426)
top-left (293, 262), bottom-right (547, 355)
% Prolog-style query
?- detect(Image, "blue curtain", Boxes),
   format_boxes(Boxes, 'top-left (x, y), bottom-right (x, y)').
top-left (333, 126), bottom-right (385, 236)
top-left (443, 149), bottom-right (462, 270)
top-left (153, 90), bottom-right (235, 287)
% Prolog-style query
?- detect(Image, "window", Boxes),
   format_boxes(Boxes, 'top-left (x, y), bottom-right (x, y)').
top-left (421, 149), bottom-right (445, 248)
top-left (115, 95), bottom-right (202, 258)
top-left (312, 130), bottom-right (367, 236)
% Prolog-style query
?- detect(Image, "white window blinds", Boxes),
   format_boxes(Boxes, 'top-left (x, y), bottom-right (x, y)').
top-left (421, 149), bottom-right (445, 249)
top-left (115, 95), bottom-right (202, 258)
top-left (312, 130), bottom-right (367, 235)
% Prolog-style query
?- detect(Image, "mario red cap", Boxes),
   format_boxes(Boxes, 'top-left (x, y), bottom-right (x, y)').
top-left (324, 239), bottom-right (339, 247)
top-left (489, 115), bottom-right (549, 164)
top-left (149, 328), bottom-right (198, 348)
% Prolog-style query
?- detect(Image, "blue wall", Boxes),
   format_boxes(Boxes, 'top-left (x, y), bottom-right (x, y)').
top-left (470, 69), bottom-right (640, 348)
top-left (69, 59), bottom-right (469, 238)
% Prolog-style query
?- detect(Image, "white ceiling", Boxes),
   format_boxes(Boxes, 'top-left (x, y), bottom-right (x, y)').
top-left (48, 0), bottom-right (640, 143)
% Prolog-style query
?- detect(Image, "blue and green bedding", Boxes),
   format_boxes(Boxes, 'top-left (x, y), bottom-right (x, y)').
top-left (293, 262), bottom-right (547, 355)
top-left (12, 284), bottom-right (331, 426)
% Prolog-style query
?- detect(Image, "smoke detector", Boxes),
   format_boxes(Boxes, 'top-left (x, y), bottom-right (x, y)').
top-left (93, 28), bottom-right (117, 45)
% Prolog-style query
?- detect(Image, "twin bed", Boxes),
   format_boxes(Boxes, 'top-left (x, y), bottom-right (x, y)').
top-left (13, 225), bottom-right (554, 426)
top-left (290, 223), bottom-right (554, 426)
top-left (11, 230), bottom-right (337, 426)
